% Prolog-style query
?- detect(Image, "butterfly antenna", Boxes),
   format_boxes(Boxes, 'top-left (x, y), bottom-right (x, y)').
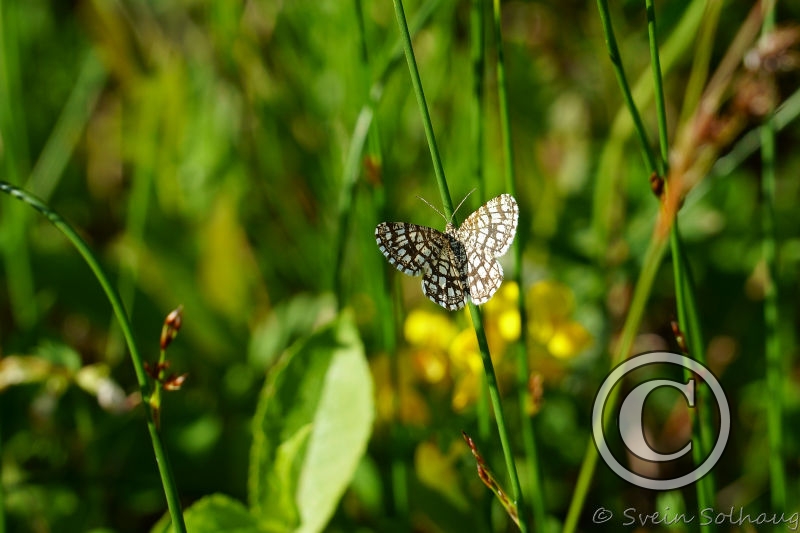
top-left (416, 196), bottom-right (448, 224)
top-left (418, 188), bottom-right (477, 224)
top-left (451, 188), bottom-right (477, 221)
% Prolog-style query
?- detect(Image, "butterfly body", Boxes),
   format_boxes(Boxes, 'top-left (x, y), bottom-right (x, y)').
top-left (375, 194), bottom-right (518, 311)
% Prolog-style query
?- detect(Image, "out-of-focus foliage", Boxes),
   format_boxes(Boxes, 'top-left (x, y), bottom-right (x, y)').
top-left (0, 0), bottom-right (799, 531)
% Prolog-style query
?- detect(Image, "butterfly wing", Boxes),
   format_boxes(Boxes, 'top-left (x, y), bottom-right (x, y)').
top-left (456, 194), bottom-right (519, 304)
top-left (421, 234), bottom-right (469, 310)
top-left (375, 222), bottom-right (444, 275)
top-left (375, 222), bottom-right (469, 310)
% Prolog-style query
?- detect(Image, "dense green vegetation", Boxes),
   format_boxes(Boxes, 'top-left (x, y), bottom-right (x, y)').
top-left (1, 0), bottom-right (799, 531)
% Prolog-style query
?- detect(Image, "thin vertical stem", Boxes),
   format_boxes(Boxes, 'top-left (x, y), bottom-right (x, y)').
top-left (564, 235), bottom-right (670, 533)
top-left (595, 0), bottom-right (657, 172)
top-left (647, 0), bottom-right (716, 516)
top-left (490, 0), bottom-right (545, 529)
top-left (470, 0), bottom-right (486, 200)
top-left (0, 0), bottom-right (37, 328)
top-left (468, 305), bottom-right (527, 533)
top-left (390, 0), bottom-right (453, 217)
top-left (760, 4), bottom-right (786, 513)
top-left (645, 0), bottom-right (668, 174)
top-left (0, 182), bottom-right (187, 533)
top-left (470, 0), bottom-right (491, 470)
top-left (389, 1), bottom-right (526, 529)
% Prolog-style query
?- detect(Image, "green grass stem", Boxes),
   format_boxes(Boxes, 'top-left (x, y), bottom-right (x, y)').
top-left (0, 0), bottom-right (37, 329)
top-left (470, 0), bottom-right (486, 201)
top-left (591, 0), bottom-right (706, 257)
top-left (345, 0), bottom-right (441, 520)
top-left (390, 0), bottom-right (453, 217)
top-left (469, 9), bottom-right (493, 527)
top-left (390, 0), bottom-right (526, 529)
top-left (489, 0), bottom-right (545, 529)
top-left (595, 0), bottom-right (656, 173)
top-left (468, 304), bottom-right (527, 533)
top-left (0, 182), bottom-right (187, 533)
top-left (760, 5), bottom-right (787, 513)
top-left (564, 234), bottom-right (670, 533)
top-left (567, 1), bottom-right (721, 528)
top-left (647, 0), bottom-right (716, 516)
top-left (669, 227), bottom-right (716, 513)
top-left (334, 0), bottom-right (440, 306)
top-left (469, 0), bottom-right (492, 470)
top-left (677, 1), bottom-right (722, 130)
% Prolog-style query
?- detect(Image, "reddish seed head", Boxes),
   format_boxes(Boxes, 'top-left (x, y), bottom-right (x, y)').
top-left (160, 305), bottom-right (184, 350)
top-left (163, 373), bottom-right (188, 391)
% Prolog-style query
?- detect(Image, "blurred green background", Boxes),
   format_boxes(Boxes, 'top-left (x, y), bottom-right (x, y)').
top-left (1, 0), bottom-right (799, 531)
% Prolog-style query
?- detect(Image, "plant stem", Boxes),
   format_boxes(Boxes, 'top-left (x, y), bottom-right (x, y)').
top-left (389, 1), bottom-right (526, 529)
top-left (335, 0), bottom-right (441, 306)
top-left (591, 1), bottom-right (707, 259)
top-left (0, 182), bottom-right (187, 533)
top-left (390, 0), bottom-right (453, 217)
top-left (469, 0), bottom-right (491, 448)
top-left (470, 0), bottom-right (486, 200)
top-left (645, 0), bottom-right (668, 175)
top-left (469, 305), bottom-right (527, 533)
top-left (760, 4), bottom-right (786, 513)
top-left (595, 0), bottom-right (656, 173)
top-left (490, 0), bottom-right (545, 529)
top-left (669, 227), bottom-right (716, 513)
top-left (647, 0), bottom-right (716, 516)
top-left (0, 0), bottom-right (37, 329)
top-left (564, 234), bottom-right (670, 533)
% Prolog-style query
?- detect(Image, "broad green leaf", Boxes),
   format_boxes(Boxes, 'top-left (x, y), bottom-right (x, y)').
top-left (249, 313), bottom-right (374, 533)
top-left (151, 493), bottom-right (262, 533)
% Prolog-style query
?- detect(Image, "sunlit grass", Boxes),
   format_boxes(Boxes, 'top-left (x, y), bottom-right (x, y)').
top-left (0, 1), bottom-right (798, 532)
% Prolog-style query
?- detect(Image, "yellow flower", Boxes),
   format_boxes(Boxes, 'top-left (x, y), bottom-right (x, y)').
top-left (482, 282), bottom-right (522, 343)
top-left (391, 279), bottom-right (590, 414)
top-left (527, 280), bottom-right (591, 360)
top-left (404, 308), bottom-right (458, 351)
top-left (448, 328), bottom-right (483, 411)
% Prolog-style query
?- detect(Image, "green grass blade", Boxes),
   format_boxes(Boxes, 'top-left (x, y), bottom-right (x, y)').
top-left (0, 182), bottom-right (187, 533)
top-left (760, 5), bottom-right (787, 513)
top-left (490, 0), bottom-right (545, 528)
top-left (389, 0), bottom-right (527, 529)
top-left (647, 0), bottom-right (716, 516)
top-left (563, 234), bottom-right (670, 533)
top-left (390, 0), bottom-right (453, 217)
top-left (0, 0), bottom-right (36, 328)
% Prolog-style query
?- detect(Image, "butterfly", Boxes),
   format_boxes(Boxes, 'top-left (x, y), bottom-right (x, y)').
top-left (375, 194), bottom-right (518, 310)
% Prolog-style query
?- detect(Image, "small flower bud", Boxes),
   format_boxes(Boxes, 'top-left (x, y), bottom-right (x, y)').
top-left (160, 305), bottom-right (184, 351)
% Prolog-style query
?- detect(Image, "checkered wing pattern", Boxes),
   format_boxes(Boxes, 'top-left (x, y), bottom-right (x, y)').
top-left (375, 194), bottom-right (518, 310)
top-left (375, 222), bottom-right (444, 275)
top-left (456, 194), bottom-right (519, 304)
top-left (421, 234), bottom-right (469, 310)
